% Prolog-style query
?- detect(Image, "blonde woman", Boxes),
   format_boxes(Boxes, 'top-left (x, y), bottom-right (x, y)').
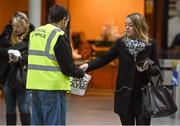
top-left (0, 11), bottom-right (34, 125)
top-left (80, 13), bottom-right (159, 125)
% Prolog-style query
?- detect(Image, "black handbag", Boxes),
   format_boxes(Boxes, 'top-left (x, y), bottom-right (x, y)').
top-left (141, 73), bottom-right (178, 118)
top-left (6, 60), bottom-right (27, 92)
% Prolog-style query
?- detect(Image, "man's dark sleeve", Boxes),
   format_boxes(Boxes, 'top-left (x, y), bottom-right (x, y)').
top-left (54, 36), bottom-right (84, 78)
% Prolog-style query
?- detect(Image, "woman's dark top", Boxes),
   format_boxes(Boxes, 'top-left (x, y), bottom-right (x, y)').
top-left (87, 38), bottom-right (159, 115)
top-left (0, 23), bottom-right (35, 83)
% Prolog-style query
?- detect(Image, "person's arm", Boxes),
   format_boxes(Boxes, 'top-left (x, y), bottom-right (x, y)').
top-left (146, 40), bottom-right (160, 76)
top-left (0, 47), bottom-right (8, 57)
top-left (87, 39), bottom-right (120, 72)
top-left (171, 33), bottom-right (180, 49)
top-left (0, 24), bottom-right (12, 57)
top-left (54, 35), bottom-right (85, 78)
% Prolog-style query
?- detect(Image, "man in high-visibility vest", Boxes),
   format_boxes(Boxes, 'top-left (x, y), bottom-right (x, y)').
top-left (26, 4), bottom-right (85, 125)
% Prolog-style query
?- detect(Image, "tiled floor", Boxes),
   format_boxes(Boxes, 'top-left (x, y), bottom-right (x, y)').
top-left (0, 89), bottom-right (180, 125)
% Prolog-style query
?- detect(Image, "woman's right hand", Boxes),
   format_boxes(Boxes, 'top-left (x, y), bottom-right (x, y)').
top-left (8, 49), bottom-right (21, 63)
top-left (79, 63), bottom-right (89, 71)
top-left (136, 60), bottom-right (149, 72)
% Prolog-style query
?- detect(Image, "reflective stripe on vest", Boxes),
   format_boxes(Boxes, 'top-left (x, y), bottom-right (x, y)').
top-left (26, 24), bottom-right (70, 91)
top-left (28, 29), bottom-right (60, 71)
top-left (28, 64), bottom-right (60, 71)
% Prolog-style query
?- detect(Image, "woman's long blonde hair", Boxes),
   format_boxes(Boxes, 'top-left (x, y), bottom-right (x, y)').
top-left (10, 11), bottom-right (29, 45)
top-left (124, 13), bottom-right (149, 43)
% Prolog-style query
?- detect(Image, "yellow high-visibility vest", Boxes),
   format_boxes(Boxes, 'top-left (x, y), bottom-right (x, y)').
top-left (26, 24), bottom-right (70, 91)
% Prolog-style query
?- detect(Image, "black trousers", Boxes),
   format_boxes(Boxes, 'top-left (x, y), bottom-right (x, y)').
top-left (118, 114), bottom-right (151, 125)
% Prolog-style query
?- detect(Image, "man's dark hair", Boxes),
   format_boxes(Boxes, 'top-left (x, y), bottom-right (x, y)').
top-left (48, 4), bottom-right (69, 23)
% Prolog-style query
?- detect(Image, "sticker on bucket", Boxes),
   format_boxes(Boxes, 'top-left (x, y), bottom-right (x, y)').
top-left (70, 74), bottom-right (91, 96)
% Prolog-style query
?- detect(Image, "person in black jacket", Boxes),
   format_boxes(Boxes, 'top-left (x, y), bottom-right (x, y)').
top-left (0, 11), bottom-right (35, 125)
top-left (80, 13), bottom-right (160, 125)
top-left (171, 33), bottom-right (180, 49)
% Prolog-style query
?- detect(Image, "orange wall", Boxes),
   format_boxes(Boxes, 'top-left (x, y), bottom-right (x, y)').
top-left (0, 0), bottom-right (28, 32)
top-left (69, 0), bottom-right (144, 40)
top-left (56, 0), bottom-right (144, 40)
top-left (56, 0), bottom-right (69, 8)
top-left (0, 0), bottom-right (144, 40)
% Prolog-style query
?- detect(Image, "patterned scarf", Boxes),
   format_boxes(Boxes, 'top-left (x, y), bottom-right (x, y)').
top-left (125, 39), bottom-right (146, 62)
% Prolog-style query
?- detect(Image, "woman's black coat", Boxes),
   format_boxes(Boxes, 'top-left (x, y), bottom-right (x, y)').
top-left (0, 23), bottom-right (35, 83)
top-left (87, 38), bottom-right (159, 115)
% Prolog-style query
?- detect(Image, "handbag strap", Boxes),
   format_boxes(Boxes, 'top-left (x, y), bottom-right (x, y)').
top-left (18, 56), bottom-right (27, 69)
top-left (156, 66), bottom-right (163, 85)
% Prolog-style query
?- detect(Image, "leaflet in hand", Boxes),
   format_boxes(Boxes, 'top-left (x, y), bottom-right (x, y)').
top-left (70, 74), bottom-right (91, 96)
